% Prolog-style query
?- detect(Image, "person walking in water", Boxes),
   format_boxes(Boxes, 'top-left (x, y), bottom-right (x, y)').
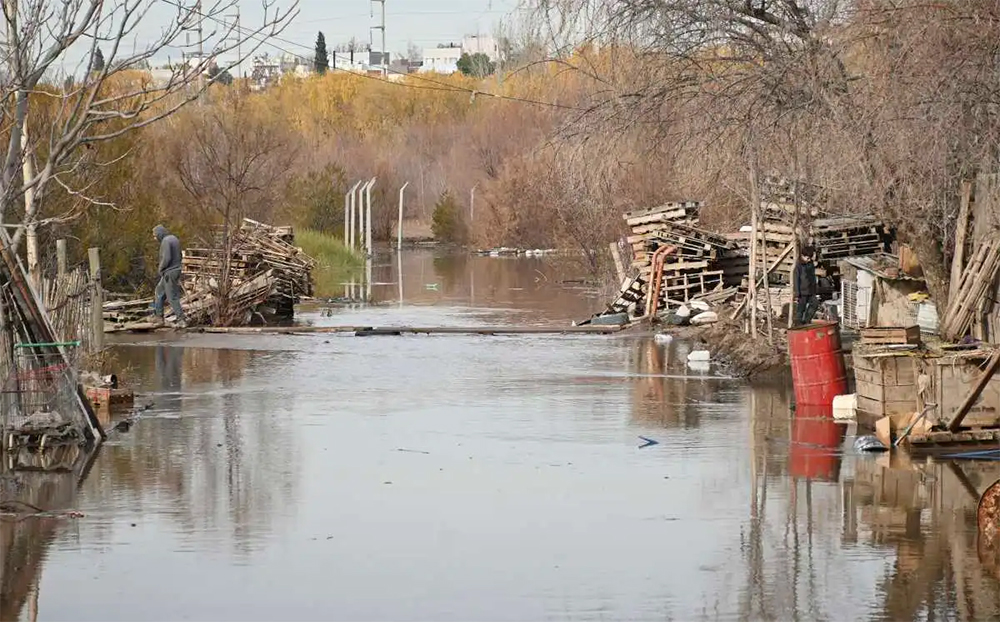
top-left (152, 224), bottom-right (186, 327)
top-left (793, 244), bottom-right (819, 326)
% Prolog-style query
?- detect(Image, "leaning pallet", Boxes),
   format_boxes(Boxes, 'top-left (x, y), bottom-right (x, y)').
top-left (941, 235), bottom-right (1000, 342)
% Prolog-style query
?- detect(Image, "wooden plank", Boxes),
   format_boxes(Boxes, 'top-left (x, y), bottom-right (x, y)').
top-left (859, 326), bottom-right (921, 345)
top-left (195, 325), bottom-right (627, 335)
top-left (947, 349), bottom-right (1000, 431)
top-left (609, 242), bottom-right (626, 283)
top-left (733, 242), bottom-right (794, 316)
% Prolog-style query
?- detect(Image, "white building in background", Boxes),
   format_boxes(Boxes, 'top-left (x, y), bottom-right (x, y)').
top-left (461, 35), bottom-right (500, 62)
top-left (420, 46), bottom-right (462, 74)
top-left (419, 35), bottom-right (502, 74)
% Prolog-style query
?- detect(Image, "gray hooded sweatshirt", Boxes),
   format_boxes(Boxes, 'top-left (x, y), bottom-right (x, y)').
top-left (153, 225), bottom-right (182, 275)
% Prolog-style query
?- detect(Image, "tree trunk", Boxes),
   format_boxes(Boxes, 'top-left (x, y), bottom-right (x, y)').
top-left (898, 223), bottom-right (950, 317)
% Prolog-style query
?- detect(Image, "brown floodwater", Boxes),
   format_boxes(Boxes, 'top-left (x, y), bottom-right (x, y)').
top-left (2, 249), bottom-right (999, 621)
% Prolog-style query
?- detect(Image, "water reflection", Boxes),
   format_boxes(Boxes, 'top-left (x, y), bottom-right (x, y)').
top-left (364, 248), bottom-right (602, 323)
top-left (80, 345), bottom-right (302, 559)
top-left (740, 381), bottom-right (1000, 621)
top-left (0, 445), bottom-right (98, 622)
top-left (6, 250), bottom-right (1000, 620)
top-left (629, 337), bottom-right (743, 428)
top-left (847, 457), bottom-right (1000, 620)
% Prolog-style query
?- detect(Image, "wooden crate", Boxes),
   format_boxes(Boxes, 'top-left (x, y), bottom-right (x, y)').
top-left (852, 351), bottom-right (919, 424)
top-left (84, 386), bottom-right (135, 426)
top-left (860, 326), bottom-right (922, 346)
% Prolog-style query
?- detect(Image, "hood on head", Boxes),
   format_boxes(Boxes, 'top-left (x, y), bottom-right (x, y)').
top-left (153, 225), bottom-right (168, 241)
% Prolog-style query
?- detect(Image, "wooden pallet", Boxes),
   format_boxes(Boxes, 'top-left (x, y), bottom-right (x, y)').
top-left (907, 428), bottom-right (1000, 454)
top-left (860, 326), bottom-right (922, 345)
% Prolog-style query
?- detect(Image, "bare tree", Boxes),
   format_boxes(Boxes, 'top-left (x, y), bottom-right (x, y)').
top-left (519, 0), bottom-right (1000, 311)
top-left (162, 87), bottom-right (297, 325)
top-left (0, 0), bottom-right (298, 270)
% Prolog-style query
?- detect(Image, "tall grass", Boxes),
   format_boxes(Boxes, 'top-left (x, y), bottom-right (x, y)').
top-left (296, 229), bottom-right (364, 297)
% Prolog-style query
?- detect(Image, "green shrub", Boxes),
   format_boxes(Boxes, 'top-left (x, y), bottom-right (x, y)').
top-left (295, 228), bottom-right (363, 297)
top-left (431, 190), bottom-right (467, 244)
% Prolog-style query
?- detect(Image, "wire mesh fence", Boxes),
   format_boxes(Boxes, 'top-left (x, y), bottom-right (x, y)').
top-left (1, 341), bottom-right (88, 446)
top-left (0, 260), bottom-right (100, 446)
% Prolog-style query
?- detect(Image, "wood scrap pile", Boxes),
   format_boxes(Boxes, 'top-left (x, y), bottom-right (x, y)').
top-left (103, 219), bottom-right (315, 329)
top-left (740, 205), bottom-right (892, 284)
top-left (735, 177), bottom-right (892, 286)
top-left (940, 234), bottom-right (1000, 342)
top-left (186, 219), bottom-right (315, 315)
top-left (606, 202), bottom-right (745, 317)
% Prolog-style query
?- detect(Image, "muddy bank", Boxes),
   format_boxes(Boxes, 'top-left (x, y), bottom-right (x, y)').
top-left (655, 320), bottom-right (790, 381)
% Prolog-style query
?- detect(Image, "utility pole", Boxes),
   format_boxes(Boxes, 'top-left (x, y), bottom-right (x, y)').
top-left (371, 0), bottom-right (386, 77)
top-left (227, 7), bottom-right (241, 80)
top-left (196, 0), bottom-right (205, 102)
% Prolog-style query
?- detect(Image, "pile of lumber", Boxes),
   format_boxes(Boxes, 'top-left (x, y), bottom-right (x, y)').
top-left (940, 234), bottom-right (1000, 342)
top-left (186, 219), bottom-right (315, 314)
top-left (743, 205), bottom-right (892, 284)
top-left (607, 202), bottom-right (745, 316)
top-left (103, 219), bottom-right (314, 329)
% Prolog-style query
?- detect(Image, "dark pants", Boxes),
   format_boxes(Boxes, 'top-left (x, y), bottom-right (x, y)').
top-left (154, 268), bottom-right (184, 320)
top-left (795, 295), bottom-right (819, 325)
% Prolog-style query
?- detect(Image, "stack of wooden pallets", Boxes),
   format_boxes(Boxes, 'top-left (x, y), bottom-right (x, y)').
top-left (605, 202), bottom-right (746, 316)
top-left (740, 204), bottom-right (892, 285)
top-left (103, 219), bottom-right (315, 328)
top-left (184, 218), bottom-right (315, 319)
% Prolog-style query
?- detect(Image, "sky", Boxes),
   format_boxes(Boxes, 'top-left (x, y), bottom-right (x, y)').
top-left (50, 0), bottom-right (523, 77)
top-left (220, 0), bottom-right (523, 64)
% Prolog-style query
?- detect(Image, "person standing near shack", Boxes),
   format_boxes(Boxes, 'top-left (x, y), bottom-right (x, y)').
top-left (793, 244), bottom-right (819, 326)
top-left (151, 224), bottom-right (186, 328)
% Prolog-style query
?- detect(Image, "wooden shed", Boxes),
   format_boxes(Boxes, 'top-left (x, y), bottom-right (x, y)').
top-left (852, 345), bottom-right (1000, 430)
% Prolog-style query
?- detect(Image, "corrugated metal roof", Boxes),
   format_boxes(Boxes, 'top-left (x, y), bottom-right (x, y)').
top-left (843, 254), bottom-right (923, 281)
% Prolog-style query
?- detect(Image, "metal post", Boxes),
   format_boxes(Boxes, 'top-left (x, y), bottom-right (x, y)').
top-left (470, 183), bottom-right (478, 224)
top-left (344, 189), bottom-right (350, 244)
top-left (346, 180), bottom-right (362, 247)
top-left (357, 186), bottom-right (365, 251)
top-left (356, 180), bottom-right (367, 251)
top-left (397, 181), bottom-right (409, 251)
top-left (88, 247), bottom-right (104, 352)
top-left (348, 180), bottom-right (362, 250)
top-left (56, 239), bottom-right (67, 278)
top-left (365, 177), bottom-right (376, 257)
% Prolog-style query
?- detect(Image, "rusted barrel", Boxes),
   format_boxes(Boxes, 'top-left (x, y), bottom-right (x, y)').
top-left (789, 405), bottom-right (845, 481)
top-left (788, 320), bottom-right (848, 406)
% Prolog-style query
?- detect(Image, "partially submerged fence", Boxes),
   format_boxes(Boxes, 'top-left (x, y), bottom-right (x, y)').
top-left (0, 242), bottom-right (104, 443)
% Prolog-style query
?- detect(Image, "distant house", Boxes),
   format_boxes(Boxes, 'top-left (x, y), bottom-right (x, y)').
top-left (419, 46), bottom-right (462, 74)
top-left (461, 35), bottom-right (500, 62)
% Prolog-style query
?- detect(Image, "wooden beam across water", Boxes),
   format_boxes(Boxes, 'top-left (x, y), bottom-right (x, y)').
top-left (194, 324), bottom-right (628, 336)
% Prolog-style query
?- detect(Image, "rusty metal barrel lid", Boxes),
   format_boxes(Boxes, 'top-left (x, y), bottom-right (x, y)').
top-left (980, 478), bottom-right (1000, 550)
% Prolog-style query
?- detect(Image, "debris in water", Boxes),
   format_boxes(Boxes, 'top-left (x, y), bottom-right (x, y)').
top-left (854, 435), bottom-right (888, 453)
top-left (687, 350), bottom-right (711, 362)
top-left (396, 448), bottom-right (430, 455)
top-left (638, 436), bottom-right (659, 449)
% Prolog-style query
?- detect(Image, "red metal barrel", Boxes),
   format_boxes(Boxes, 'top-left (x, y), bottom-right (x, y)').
top-left (789, 405), bottom-right (845, 481)
top-left (787, 320), bottom-right (848, 406)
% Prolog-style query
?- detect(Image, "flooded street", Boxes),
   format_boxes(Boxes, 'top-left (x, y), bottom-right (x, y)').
top-left (3, 250), bottom-right (999, 621)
